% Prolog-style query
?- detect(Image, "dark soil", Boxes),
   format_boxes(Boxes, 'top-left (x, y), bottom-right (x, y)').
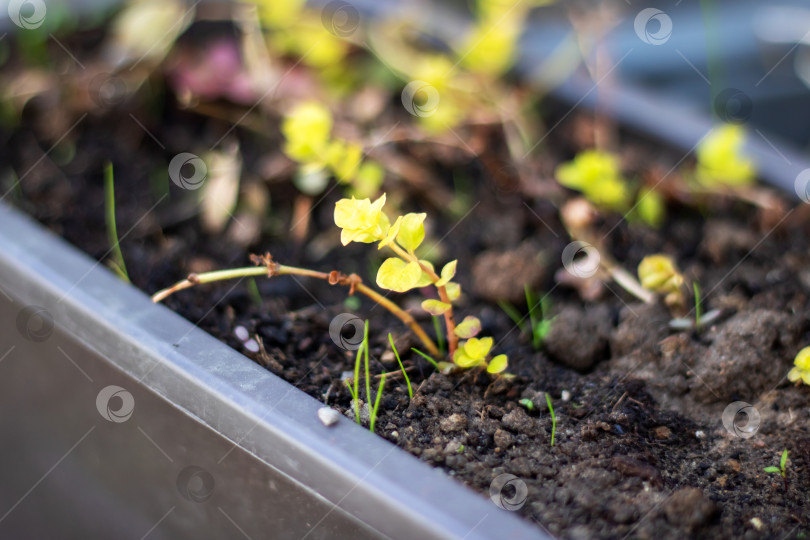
top-left (3, 31), bottom-right (810, 540)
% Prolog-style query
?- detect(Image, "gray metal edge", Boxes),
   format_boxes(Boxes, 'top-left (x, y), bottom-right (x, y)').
top-left (0, 202), bottom-right (545, 540)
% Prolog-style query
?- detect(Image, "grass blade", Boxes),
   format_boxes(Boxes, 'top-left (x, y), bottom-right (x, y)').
top-left (104, 162), bottom-right (130, 283)
top-left (369, 373), bottom-right (386, 433)
top-left (389, 333), bottom-right (413, 399)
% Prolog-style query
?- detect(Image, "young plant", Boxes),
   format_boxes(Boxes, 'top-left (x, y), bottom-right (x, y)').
top-left (282, 101), bottom-right (384, 197)
top-left (555, 150), bottom-right (665, 227)
top-left (789, 346), bottom-right (810, 386)
top-left (498, 286), bottom-right (554, 350)
top-left (335, 194), bottom-right (508, 373)
top-left (637, 254), bottom-right (686, 315)
top-left (104, 162), bottom-right (130, 283)
top-left (388, 333), bottom-right (413, 399)
top-left (369, 373), bottom-right (386, 434)
top-left (545, 393), bottom-right (556, 447)
top-left (153, 194), bottom-right (509, 373)
top-left (763, 449), bottom-right (789, 491)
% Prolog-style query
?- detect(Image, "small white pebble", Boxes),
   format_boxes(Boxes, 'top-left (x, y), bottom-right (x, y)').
top-left (561, 390), bottom-right (571, 402)
top-left (234, 326), bottom-right (250, 341)
top-left (695, 430), bottom-right (706, 439)
top-left (390, 431), bottom-right (398, 438)
top-left (749, 517), bottom-right (763, 531)
top-left (244, 339), bottom-right (260, 353)
top-left (318, 407), bottom-right (341, 427)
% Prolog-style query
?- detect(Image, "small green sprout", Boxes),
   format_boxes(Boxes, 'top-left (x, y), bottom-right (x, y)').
top-left (695, 124), bottom-right (755, 188)
top-left (388, 333), bottom-right (413, 399)
top-left (545, 393), bottom-right (556, 447)
top-left (669, 280), bottom-right (723, 331)
top-left (789, 347), bottom-right (810, 386)
top-left (343, 322), bottom-right (389, 432)
top-left (518, 398), bottom-right (534, 412)
top-left (499, 286), bottom-right (554, 350)
top-left (763, 449), bottom-right (789, 491)
top-left (411, 347), bottom-right (441, 371)
top-left (104, 162), bottom-right (129, 283)
top-left (369, 373), bottom-right (386, 434)
top-left (525, 286), bottom-right (554, 350)
top-left (154, 195), bottom-right (510, 372)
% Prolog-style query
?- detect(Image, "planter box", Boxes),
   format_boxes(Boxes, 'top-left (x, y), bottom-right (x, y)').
top-left (0, 202), bottom-right (542, 539)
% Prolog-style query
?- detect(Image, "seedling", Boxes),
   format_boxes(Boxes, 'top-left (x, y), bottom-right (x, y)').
top-left (638, 254), bottom-right (685, 314)
top-left (518, 398), bottom-right (535, 412)
top-left (369, 373), bottom-right (386, 434)
top-left (789, 347), bottom-right (810, 386)
top-left (525, 286), bottom-right (554, 350)
top-left (343, 321), bottom-right (388, 432)
top-left (282, 102), bottom-right (384, 197)
top-left (410, 347), bottom-right (442, 372)
top-left (336, 194), bottom-right (508, 373)
top-left (498, 286), bottom-right (555, 350)
top-left (555, 150), bottom-right (665, 227)
top-left (153, 194), bottom-right (509, 373)
top-left (545, 393), bottom-right (556, 447)
top-left (763, 449), bottom-right (789, 491)
top-left (104, 162), bottom-right (129, 283)
top-left (667, 278), bottom-right (723, 331)
top-left (388, 333), bottom-right (413, 399)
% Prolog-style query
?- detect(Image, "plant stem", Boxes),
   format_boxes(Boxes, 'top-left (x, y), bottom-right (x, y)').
top-left (389, 243), bottom-right (458, 356)
top-left (152, 259), bottom-right (440, 357)
top-left (545, 393), bottom-right (556, 447)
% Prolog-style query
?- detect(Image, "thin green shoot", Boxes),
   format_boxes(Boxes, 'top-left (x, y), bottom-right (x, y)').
top-left (526, 286), bottom-right (554, 349)
top-left (345, 379), bottom-right (359, 423)
top-left (545, 393), bottom-right (556, 447)
top-left (363, 320), bottom-right (371, 415)
top-left (246, 278), bottom-right (263, 307)
top-left (498, 300), bottom-right (527, 333)
top-left (411, 347), bottom-right (440, 371)
top-left (104, 162), bottom-right (130, 283)
top-left (526, 285), bottom-right (539, 344)
top-left (432, 316), bottom-right (446, 355)
top-left (369, 373), bottom-right (387, 433)
top-left (388, 333), bottom-right (413, 399)
top-left (349, 322), bottom-right (368, 425)
top-left (693, 281), bottom-right (702, 330)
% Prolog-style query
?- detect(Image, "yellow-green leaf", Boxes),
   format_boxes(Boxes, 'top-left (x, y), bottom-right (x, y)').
top-left (378, 216), bottom-right (403, 250)
top-left (421, 299), bottom-right (451, 316)
top-left (487, 354), bottom-right (508, 374)
top-left (414, 260), bottom-right (435, 288)
top-left (445, 282), bottom-right (461, 301)
top-left (463, 337), bottom-right (493, 361)
top-left (396, 213), bottom-right (426, 252)
top-left (454, 316), bottom-right (481, 339)
top-left (376, 258), bottom-right (422, 292)
top-left (436, 260), bottom-right (457, 287)
top-left (453, 347), bottom-right (485, 368)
